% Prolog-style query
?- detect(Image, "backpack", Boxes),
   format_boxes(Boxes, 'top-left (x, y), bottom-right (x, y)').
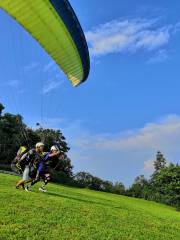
top-left (11, 146), bottom-right (28, 174)
top-left (16, 146), bottom-right (28, 159)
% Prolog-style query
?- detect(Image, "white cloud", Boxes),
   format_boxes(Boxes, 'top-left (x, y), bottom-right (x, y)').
top-left (41, 61), bottom-right (66, 94)
top-left (23, 61), bottom-right (66, 95)
top-left (135, 28), bottom-right (170, 50)
top-left (70, 114), bottom-right (180, 153)
top-left (23, 61), bottom-right (57, 73)
top-left (43, 77), bottom-right (64, 95)
top-left (4, 80), bottom-right (25, 94)
top-left (43, 61), bottom-right (57, 73)
top-left (147, 49), bottom-right (169, 63)
top-left (23, 62), bottom-right (39, 71)
top-left (86, 18), bottom-right (178, 57)
top-left (143, 159), bottom-right (154, 173)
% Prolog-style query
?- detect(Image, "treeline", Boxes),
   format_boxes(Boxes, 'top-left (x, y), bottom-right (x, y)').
top-left (73, 172), bottom-right (125, 195)
top-left (0, 103), bottom-right (179, 209)
top-left (126, 152), bottom-right (180, 210)
top-left (71, 152), bottom-right (179, 210)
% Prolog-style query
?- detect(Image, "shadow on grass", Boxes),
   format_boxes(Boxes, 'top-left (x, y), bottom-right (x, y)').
top-left (45, 191), bottom-right (124, 210)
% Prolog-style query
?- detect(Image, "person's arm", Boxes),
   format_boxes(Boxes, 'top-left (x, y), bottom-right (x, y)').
top-left (18, 149), bottom-right (34, 164)
top-left (48, 151), bottom-right (60, 158)
top-left (18, 152), bottom-right (28, 163)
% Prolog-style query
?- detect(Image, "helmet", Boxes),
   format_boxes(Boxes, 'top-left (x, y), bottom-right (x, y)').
top-left (36, 142), bottom-right (44, 148)
top-left (51, 145), bottom-right (59, 151)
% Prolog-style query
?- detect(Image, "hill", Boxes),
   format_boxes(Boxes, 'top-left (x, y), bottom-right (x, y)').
top-left (0, 173), bottom-right (180, 240)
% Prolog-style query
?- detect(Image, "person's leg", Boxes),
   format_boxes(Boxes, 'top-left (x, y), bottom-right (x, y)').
top-left (30, 170), bottom-right (41, 186)
top-left (25, 178), bottom-right (33, 184)
top-left (21, 166), bottom-right (34, 192)
top-left (24, 166), bottom-right (37, 188)
top-left (16, 179), bottom-right (25, 189)
top-left (16, 165), bottom-right (29, 189)
top-left (39, 173), bottom-right (51, 192)
top-left (24, 178), bottom-right (33, 189)
top-left (31, 162), bottom-right (45, 187)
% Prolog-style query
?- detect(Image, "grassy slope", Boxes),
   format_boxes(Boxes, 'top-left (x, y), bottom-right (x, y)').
top-left (0, 173), bottom-right (180, 240)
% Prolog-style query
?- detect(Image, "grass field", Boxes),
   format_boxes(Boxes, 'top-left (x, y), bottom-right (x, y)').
top-left (0, 173), bottom-right (180, 240)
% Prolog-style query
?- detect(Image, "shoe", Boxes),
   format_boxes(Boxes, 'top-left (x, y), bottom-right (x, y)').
top-left (25, 186), bottom-right (32, 192)
top-left (39, 187), bottom-right (47, 193)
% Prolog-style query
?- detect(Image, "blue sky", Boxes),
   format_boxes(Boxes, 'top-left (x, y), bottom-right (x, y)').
top-left (0, 0), bottom-right (180, 186)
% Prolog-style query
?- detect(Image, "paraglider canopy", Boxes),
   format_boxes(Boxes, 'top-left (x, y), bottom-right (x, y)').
top-left (0, 0), bottom-right (90, 86)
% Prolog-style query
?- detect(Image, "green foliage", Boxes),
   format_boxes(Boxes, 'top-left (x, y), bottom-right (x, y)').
top-left (35, 128), bottom-right (70, 152)
top-left (149, 163), bottom-right (180, 207)
top-left (153, 151), bottom-right (167, 174)
top-left (127, 175), bottom-right (148, 198)
top-left (74, 172), bottom-right (92, 187)
top-left (0, 113), bottom-right (27, 163)
top-left (127, 152), bottom-right (180, 209)
top-left (51, 156), bottom-right (74, 184)
top-left (74, 171), bottom-right (125, 194)
top-left (0, 173), bottom-right (180, 240)
top-left (0, 103), bottom-right (4, 116)
top-left (112, 181), bottom-right (126, 195)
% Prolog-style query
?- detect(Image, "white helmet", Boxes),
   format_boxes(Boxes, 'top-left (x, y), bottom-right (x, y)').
top-left (51, 145), bottom-right (59, 151)
top-left (36, 142), bottom-right (44, 148)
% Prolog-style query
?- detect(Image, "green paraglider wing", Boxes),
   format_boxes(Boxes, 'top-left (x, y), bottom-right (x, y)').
top-left (0, 0), bottom-right (90, 86)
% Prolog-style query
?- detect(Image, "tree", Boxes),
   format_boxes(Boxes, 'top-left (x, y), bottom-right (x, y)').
top-left (0, 103), bottom-right (4, 116)
top-left (52, 156), bottom-right (74, 184)
top-left (113, 182), bottom-right (125, 195)
top-left (54, 156), bottom-right (73, 177)
top-left (74, 172), bottom-right (93, 188)
top-left (154, 151), bottom-right (166, 174)
top-left (89, 176), bottom-right (104, 191)
top-left (127, 175), bottom-right (148, 198)
top-left (0, 113), bottom-right (29, 163)
top-left (35, 128), bottom-right (70, 152)
top-left (150, 163), bottom-right (180, 207)
top-left (74, 172), bottom-right (115, 193)
top-left (101, 180), bottom-right (114, 192)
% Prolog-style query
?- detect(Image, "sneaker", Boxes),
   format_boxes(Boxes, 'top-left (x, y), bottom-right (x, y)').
top-left (25, 186), bottom-right (32, 192)
top-left (39, 187), bottom-right (47, 193)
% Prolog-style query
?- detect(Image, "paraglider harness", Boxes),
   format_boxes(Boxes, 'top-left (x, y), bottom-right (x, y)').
top-left (11, 147), bottom-right (44, 176)
top-left (30, 152), bottom-right (52, 186)
top-left (31, 151), bottom-right (64, 186)
top-left (22, 149), bottom-right (45, 178)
